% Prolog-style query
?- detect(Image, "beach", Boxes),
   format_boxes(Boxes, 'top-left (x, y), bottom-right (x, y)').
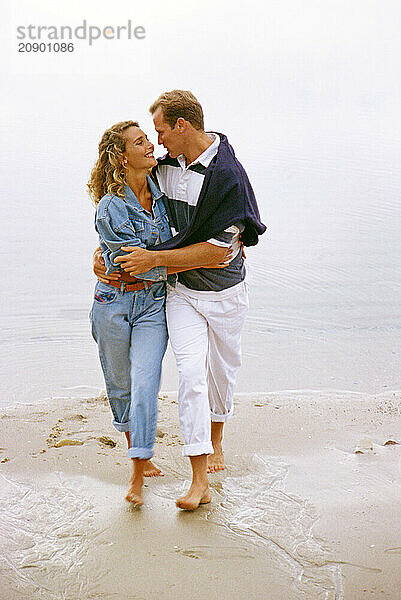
top-left (3, 0), bottom-right (401, 598)
top-left (1, 390), bottom-right (400, 599)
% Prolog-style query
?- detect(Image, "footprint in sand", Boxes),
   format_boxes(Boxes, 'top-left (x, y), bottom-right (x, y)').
top-left (96, 436), bottom-right (117, 448)
top-left (54, 439), bottom-right (84, 448)
top-left (68, 414), bottom-right (88, 422)
top-left (46, 420), bottom-right (64, 447)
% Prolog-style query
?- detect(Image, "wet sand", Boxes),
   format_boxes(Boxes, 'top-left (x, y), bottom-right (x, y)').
top-left (0, 390), bottom-right (400, 599)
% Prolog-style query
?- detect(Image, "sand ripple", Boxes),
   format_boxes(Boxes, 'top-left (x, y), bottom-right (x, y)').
top-left (210, 456), bottom-right (345, 600)
top-left (0, 471), bottom-right (116, 600)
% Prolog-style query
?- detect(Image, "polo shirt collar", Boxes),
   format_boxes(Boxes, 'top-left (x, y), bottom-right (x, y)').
top-left (177, 133), bottom-right (220, 170)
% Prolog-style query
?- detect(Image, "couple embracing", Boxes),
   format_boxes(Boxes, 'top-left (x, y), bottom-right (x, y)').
top-left (89, 90), bottom-right (266, 510)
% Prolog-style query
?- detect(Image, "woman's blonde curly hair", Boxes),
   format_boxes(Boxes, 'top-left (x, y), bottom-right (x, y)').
top-left (87, 120), bottom-right (139, 205)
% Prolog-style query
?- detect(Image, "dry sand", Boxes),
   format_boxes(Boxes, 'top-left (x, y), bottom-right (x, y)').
top-left (0, 390), bottom-right (400, 600)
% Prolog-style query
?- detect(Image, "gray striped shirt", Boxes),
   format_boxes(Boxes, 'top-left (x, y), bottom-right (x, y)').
top-left (156, 134), bottom-right (245, 292)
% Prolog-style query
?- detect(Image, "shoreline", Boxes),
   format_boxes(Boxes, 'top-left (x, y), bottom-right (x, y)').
top-left (1, 390), bottom-right (400, 599)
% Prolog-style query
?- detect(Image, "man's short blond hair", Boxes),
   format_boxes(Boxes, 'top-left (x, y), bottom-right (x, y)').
top-left (149, 90), bottom-right (204, 131)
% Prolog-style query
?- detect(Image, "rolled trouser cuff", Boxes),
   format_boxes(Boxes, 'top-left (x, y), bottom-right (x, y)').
top-left (182, 441), bottom-right (213, 457)
top-left (210, 408), bottom-right (234, 423)
top-left (113, 419), bottom-right (131, 432)
top-left (127, 447), bottom-right (154, 459)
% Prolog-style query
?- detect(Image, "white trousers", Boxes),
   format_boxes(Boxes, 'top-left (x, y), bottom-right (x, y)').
top-left (166, 281), bottom-right (249, 456)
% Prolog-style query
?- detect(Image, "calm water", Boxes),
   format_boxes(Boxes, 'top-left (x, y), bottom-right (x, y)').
top-left (1, 130), bottom-right (400, 407)
top-left (1, 1), bottom-right (400, 407)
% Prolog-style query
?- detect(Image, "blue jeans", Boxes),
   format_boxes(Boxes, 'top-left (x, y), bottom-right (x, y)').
top-left (90, 281), bottom-right (168, 459)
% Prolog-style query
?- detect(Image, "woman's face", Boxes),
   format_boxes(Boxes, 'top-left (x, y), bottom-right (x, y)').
top-left (122, 126), bottom-right (157, 171)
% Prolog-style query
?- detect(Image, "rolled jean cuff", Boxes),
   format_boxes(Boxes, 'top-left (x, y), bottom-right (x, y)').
top-left (127, 447), bottom-right (154, 460)
top-left (112, 419), bottom-right (131, 433)
top-left (182, 441), bottom-right (213, 457)
top-left (210, 408), bottom-right (234, 423)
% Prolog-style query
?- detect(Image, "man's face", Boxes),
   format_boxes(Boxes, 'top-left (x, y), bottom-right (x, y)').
top-left (152, 107), bottom-right (184, 158)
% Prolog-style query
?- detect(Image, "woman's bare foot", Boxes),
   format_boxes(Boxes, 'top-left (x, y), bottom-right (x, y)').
top-left (125, 433), bottom-right (163, 477)
top-left (125, 481), bottom-right (144, 506)
top-left (176, 482), bottom-right (212, 510)
top-left (143, 460), bottom-right (164, 477)
top-left (125, 459), bottom-right (145, 506)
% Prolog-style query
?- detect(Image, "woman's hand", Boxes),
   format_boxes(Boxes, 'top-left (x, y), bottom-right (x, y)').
top-left (93, 247), bottom-right (121, 284)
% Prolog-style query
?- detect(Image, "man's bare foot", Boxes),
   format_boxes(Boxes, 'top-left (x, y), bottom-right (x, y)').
top-left (209, 420), bottom-right (225, 473)
top-left (176, 483), bottom-right (211, 511)
top-left (125, 479), bottom-right (144, 506)
top-left (143, 460), bottom-right (164, 477)
top-left (207, 447), bottom-right (225, 473)
top-left (125, 458), bottom-right (146, 506)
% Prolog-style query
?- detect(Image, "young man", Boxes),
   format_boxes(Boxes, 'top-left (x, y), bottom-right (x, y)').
top-left (113, 91), bottom-right (266, 510)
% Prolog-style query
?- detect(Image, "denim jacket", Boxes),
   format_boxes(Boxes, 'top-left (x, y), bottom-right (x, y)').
top-left (95, 176), bottom-right (172, 281)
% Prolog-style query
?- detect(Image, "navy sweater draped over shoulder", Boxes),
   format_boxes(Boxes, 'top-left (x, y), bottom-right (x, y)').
top-left (150, 133), bottom-right (266, 251)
